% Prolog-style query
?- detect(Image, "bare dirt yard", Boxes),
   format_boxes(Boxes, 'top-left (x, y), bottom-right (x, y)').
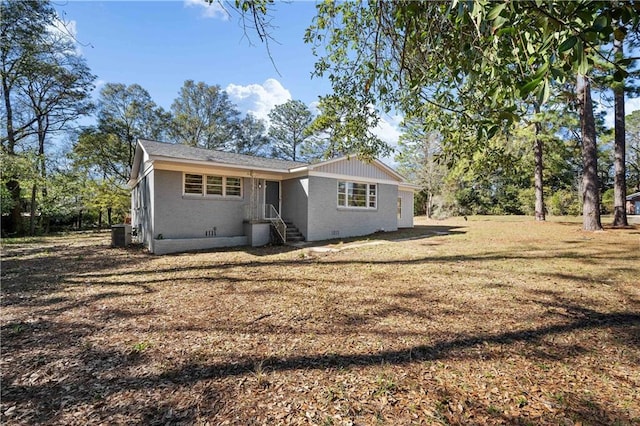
top-left (1, 216), bottom-right (639, 425)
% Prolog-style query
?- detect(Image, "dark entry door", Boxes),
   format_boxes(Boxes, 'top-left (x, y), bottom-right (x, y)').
top-left (265, 180), bottom-right (280, 214)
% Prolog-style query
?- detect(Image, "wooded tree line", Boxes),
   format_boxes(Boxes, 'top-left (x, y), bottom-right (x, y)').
top-left (0, 1), bottom-right (340, 236)
top-left (301, 0), bottom-right (640, 230)
top-left (396, 107), bottom-right (640, 219)
top-left (3, 0), bottom-right (640, 236)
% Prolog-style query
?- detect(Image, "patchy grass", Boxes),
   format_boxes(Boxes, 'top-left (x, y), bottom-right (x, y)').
top-left (1, 216), bottom-right (639, 425)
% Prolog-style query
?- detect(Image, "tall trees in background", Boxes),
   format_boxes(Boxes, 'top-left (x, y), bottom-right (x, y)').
top-left (303, 1), bottom-right (639, 230)
top-left (74, 83), bottom-right (170, 183)
top-left (306, 95), bottom-right (387, 160)
top-left (268, 99), bottom-right (313, 161)
top-left (96, 83), bottom-right (170, 180)
top-left (609, 15), bottom-right (640, 226)
top-left (394, 120), bottom-right (446, 218)
top-left (1, 0), bottom-right (94, 235)
top-left (230, 113), bottom-right (270, 155)
top-left (71, 83), bottom-right (169, 226)
top-left (170, 80), bottom-right (277, 156)
top-left (612, 35), bottom-right (628, 227)
top-left (170, 80), bottom-right (239, 149)
top-left (627, 111), bottom-right (640, 193)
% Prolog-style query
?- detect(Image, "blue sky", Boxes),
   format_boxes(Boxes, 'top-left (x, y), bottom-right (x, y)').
top-left (53, 0), bottom-right (404, 150)
top-left (54, 1), bottom-right (638, 151)
top-left (56, 2), bottom-right (324, 110)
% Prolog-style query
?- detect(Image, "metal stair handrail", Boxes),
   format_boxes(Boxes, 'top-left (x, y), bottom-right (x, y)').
top-left (265, 204), bottom-right (286, 243)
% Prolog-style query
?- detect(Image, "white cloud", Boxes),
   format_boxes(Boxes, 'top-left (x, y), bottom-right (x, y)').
top-left (372, 113), bottom-right (403, 165)
top-left (184, 0), bottom-right (230, 20)
top-left (626, 97), bottom-right (640, 115)
top-left (373, 113), bottom-right (403, 147)
top-left (225, 78), bottom-right (292, 124)
top-left (48, 17), bottom-right (81, 55)
top-left (92, 79), bottom-right (106, 96)
top-left (308, 100), bottom-right (320, 116)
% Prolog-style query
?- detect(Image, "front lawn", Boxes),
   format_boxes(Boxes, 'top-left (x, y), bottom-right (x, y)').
top-left (1, 216), bottom-right (638, 425)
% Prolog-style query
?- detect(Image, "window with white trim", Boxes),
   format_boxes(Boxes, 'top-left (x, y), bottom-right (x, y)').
top-left (184, 174), bottom-right (203, 195)
top-left (206, 175), bottom-right (223, 195)
top-left (225, 177), bottom-right (242, 196)
top-left (184, 173), bottom-right (242, 198)
top-left (337, 181), bottom-right (377, 209)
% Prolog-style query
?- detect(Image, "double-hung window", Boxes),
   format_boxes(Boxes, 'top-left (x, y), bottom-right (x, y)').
top-left (184, 173), bottom-right (242, 198)
top-left (337, 181), bottom-right (377, 209)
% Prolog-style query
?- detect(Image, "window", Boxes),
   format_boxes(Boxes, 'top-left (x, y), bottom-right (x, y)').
top-left (184, 173), bottom-right (242, 198)
top-left (184, 174), bottom-right (203, 195)
top-left (226, 177), bottom-right (242, 196)
top-left (206, 176), bottom-right (223, 195)
top-left (369, 185), bottom-right (377, 208)
top-left (397, 197), bottom-right (402, 219)
top-left (337, 181), bottom-right (377, 209)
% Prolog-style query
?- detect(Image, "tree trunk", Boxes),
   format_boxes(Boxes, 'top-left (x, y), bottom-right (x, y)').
top-left (37, 117), bottom-right (49, 233)
top-left (29, 184), bottom-right (37, 236)
top-left (3, 64), bottom-right (22, 235)
top-left (78, 209), bottom-right (83, 230)
top-left (533, 104), bottom-right (545, 221)
top-left (576, 74), bottom-right (602, 231)
top-left (107, 207), bottom-right (113, 226)
top-left (6, 180), bottom-right (23, 235)
top-left (98, 210), bottom-right (103, 228)
top-left (612, 38), bottom-right (628, 227)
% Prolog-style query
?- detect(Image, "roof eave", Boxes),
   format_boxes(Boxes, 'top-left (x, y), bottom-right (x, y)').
top-left (149, 154), bottom-right (295, 174)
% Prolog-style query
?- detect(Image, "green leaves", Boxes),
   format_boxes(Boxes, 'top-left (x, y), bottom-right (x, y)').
top-left (574, 39), bottom-right (589, 76)
top-left (170, 80), bottom-right (240, 150)
top-left (558, 36), bottom-right (577, 53)
top-left (487, 3), bottom-right (507, 21)
top-left (301, 0), bottom-right (640, 160)
top-left (519, 77), bottom-right (543, 98)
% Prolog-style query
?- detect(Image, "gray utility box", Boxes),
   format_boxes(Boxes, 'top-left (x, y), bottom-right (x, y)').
top-left (111, 224), bottom-right (132, 247)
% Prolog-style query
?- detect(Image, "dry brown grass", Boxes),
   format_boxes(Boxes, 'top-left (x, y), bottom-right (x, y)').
top-left (1, 216), bottom-right (639, 425)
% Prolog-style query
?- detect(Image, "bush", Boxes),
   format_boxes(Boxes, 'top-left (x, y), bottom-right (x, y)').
top-left (601, 188), bottom-right (614, 214)
top-left (548, 189), bottom-right (581, 216)
top-left (517, 187), bottom-right (536, 216)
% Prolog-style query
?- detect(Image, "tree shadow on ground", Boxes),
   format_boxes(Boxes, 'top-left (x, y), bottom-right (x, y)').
top-left (3, 300), bottom-right (638, 424)
top-left (232, 224), bottom-right (467, 256)
top-left (2, 306), bottom-right (640, 424)
top-left (2, 224), bottom-right (639, 424)
top-left (154, 309), bottom-right (639, 384)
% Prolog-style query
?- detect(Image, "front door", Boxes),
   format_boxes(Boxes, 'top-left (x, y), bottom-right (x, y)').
top-left (265, 180), bottom-right (280, 216)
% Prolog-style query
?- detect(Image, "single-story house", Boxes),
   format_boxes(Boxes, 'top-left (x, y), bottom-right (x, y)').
top-left (627, 191), bottom-right (640, 215)
top-left (128, 139), bottom-right (417, 254)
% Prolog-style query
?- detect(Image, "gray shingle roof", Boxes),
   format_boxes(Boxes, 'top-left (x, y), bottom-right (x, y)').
top-left (139, 139), bottom-right (308, 171)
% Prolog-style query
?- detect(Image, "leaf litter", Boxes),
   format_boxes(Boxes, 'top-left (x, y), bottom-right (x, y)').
top-left (1, 216), bottom-right (639, 425)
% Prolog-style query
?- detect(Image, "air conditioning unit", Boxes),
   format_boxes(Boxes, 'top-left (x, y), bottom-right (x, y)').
top-left (111, 224), bottom-right (132, 247)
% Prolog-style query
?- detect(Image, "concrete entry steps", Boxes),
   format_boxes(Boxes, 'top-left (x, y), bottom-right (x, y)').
top-left (283, 220), bottom-right (305, 242)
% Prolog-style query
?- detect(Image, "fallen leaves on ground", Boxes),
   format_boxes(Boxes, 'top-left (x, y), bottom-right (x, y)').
top-left (1, 216), bottom-right (639, 425)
